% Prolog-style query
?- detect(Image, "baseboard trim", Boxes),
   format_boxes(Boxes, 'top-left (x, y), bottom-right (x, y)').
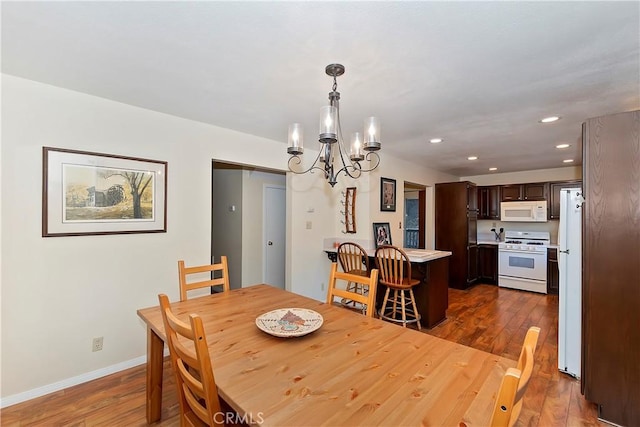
top-left (1, 355), bottom-right (148, 408)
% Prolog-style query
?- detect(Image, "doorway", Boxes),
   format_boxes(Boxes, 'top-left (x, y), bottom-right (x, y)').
top-left (404, 182), bottom-right (426, 249)
top-left (212, 161), bottom-right (286, 289)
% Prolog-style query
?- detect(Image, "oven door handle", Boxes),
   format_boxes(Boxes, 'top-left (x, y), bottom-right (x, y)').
top-left (499, 249), bottom-right (546, 255)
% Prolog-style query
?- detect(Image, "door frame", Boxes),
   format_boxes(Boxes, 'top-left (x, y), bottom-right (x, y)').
top-left (404, 182), bottom-right (427, 249)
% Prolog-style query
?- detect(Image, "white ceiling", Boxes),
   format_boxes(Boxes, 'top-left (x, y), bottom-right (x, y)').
top-left (2, 1), bottom-right (639, 176)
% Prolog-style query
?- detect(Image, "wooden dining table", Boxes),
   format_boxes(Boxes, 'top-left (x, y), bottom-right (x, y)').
top-left (137, 284), bottom-right (514, 426)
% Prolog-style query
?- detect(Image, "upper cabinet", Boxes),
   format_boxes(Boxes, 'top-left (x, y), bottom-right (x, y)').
top-left (548, 180), bottom-right (582, 219)
top-left (500, 182), bottom-right (548, 201)
top-left (467, 183), bottom-right (478, 211)
top-left (500, 184), bottom-right (523, 201)
top-left (477, 186), bottom-right (500, 219)
top-left (523, 182), bottom-right (548, 200)
top-left (472, 180), bottom-right (582, 221)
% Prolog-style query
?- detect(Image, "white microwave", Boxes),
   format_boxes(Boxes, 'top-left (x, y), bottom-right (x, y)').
top-left (500, 200), bottom-right (548, 222)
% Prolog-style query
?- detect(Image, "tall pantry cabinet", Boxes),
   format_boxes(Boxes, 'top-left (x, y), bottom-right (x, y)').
top-left (435, 181), bottom-right (478, 289)
top-left (582, 110), bottom-right (639, 426)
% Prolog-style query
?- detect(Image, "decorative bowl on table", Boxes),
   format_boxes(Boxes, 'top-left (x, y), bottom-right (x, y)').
top-left (255, 308), bottom-right (323, 337)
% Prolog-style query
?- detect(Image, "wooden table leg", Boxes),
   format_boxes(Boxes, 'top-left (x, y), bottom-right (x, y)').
top-left (146, 327), bottom-right (164, 424)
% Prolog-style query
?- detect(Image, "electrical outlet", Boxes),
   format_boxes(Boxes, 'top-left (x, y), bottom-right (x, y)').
top-left (92, 337), bottom-right (104, 352)
top-left (321, 282), bottom-right (325, 291)
top-left (492, 222), bottom-right (497, 228)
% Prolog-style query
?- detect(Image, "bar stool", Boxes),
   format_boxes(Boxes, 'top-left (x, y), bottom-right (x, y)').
top-left (375, 245), bottom-right (421, 330)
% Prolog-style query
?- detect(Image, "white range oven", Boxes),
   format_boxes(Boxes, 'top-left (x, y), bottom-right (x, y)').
top-left (498, 231), bottom-right (550, 294)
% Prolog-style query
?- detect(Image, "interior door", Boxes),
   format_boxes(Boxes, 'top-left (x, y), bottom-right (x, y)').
top-left (264, 185), bottom-right (286, 288)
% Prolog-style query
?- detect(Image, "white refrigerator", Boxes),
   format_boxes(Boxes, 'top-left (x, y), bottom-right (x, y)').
top-left (557, 188), bottom-right (583, 378)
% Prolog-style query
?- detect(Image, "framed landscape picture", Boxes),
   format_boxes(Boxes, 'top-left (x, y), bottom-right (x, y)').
top-left (373, 222), bottom-right (392, 248)
top-left (380, 177), bottom-right (396, 211)
top-left (42, 147), bottom-right (167, 237)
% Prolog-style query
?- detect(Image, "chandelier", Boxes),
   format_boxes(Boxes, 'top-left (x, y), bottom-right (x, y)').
top-left (287, 64), bottom-right (381, 187)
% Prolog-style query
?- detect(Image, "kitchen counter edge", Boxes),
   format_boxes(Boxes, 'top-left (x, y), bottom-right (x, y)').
top-left (323, 247), bottom-right (452, 263)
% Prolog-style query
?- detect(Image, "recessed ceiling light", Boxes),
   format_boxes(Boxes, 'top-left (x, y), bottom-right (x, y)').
top-left (429, 138), bottom-right (443, 144)
top-left (468, 156), bottom-right (478, 161)
top-left (540, 116), bottom-right (561, 123)
top-left (563, 159), bottom-right (574, 163)
top-left (556, 143), bottom-right (570, 149)
top-left (489, 167), bottom-right (498, 171)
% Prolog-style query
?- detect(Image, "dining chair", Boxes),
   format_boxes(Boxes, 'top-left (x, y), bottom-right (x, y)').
top-left (178, 256), bottom-right (230, 301)
top-left (374, 245), bottom-right (422, 330)
top-left (490, 326), bottom-right (541, 427)
top-left (158, 293), bottom-right (223, 427)
top-left (336, 242), bottom-right (370, 307)
top-left (326, 262), bottom-right (379, 317)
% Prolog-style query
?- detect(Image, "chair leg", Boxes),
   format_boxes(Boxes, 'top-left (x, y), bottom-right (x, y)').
top-left (379, 287), bottom-right (421, 329)
top-left (400, 290), bottom-right (407, 327)
top-left (392, 289), bottom-right (399, 317)
top-left (409, 289), bottom-right (421, 331)
top-left (380, 287), bottom-right (391, 318)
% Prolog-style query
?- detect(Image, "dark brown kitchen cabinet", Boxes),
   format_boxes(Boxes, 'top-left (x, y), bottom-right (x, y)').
top-left (548, 180), bottom-right (582, 219)
top-left (478, 244), bottom-right (498, 284)
top-left (500, 184), bottom-right (523, 201)
top-left (523, 182), bottom-right (548, 200)
top-left (582, 110), bottom-right (639, 426)
top-left (477, 186), bottom-right (500, 219)
top-left (547, 248), bottom-right (558, 295)
top-left (435, 181), bottom-right (478, 290)
top-left (467, 244), bottom-right (478, 284)
top-left (500, 182), bottom-right (548, 201)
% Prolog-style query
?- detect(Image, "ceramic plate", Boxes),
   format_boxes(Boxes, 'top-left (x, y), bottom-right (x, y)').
top-left (255, 308), bottom-right (324, 338)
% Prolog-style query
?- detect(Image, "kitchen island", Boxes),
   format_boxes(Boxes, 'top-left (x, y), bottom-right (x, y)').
top-left (324, 243), bottom-right (452, 328)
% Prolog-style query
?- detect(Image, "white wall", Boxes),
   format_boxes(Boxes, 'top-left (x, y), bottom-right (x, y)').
top-left (212, 168), bottom-right (244, 289)
top-left (0, 75), bottom-right (331, 403)
top-left (0, 74), bottom-right (459, 404)
top-left (461, 166), bottom-right (581, 186)
top-left (370, 156), bottom-right (456, 249)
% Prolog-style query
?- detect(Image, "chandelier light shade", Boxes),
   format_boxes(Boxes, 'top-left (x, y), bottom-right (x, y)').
top-left (287, 63), bottom-right (381, 187)
top-left (287, 123), bottom-right (304, 155)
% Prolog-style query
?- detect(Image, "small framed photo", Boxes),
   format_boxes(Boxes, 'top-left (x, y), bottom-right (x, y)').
top-left (43, 147), bottom-right (167, 237)
top-left (373, 222), bottom-right (392, 248)
top-left (380, 177), bottom-right (396, 212)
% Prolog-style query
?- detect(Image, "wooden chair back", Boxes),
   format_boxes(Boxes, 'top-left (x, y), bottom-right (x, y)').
top-left (337, 242), bottom-right (369, 275)
top-left (374, 245), bottom-right (417, 288)
top-left (158, 294), bottom-right (222, 427)
top-left (326, 263), bottom-right (379, 317)
top-left (517, 326), bottom-right (540, 371)
top-left (490, 326), bottom-right (540, 427)
top-left (178, 256), bottom-right (230, 301)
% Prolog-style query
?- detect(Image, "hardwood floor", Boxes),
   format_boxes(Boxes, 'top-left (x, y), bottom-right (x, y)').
top-left (1, 284), bottom-right (604, 426)
top-left (421, 284), bottom-right (604, 427)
